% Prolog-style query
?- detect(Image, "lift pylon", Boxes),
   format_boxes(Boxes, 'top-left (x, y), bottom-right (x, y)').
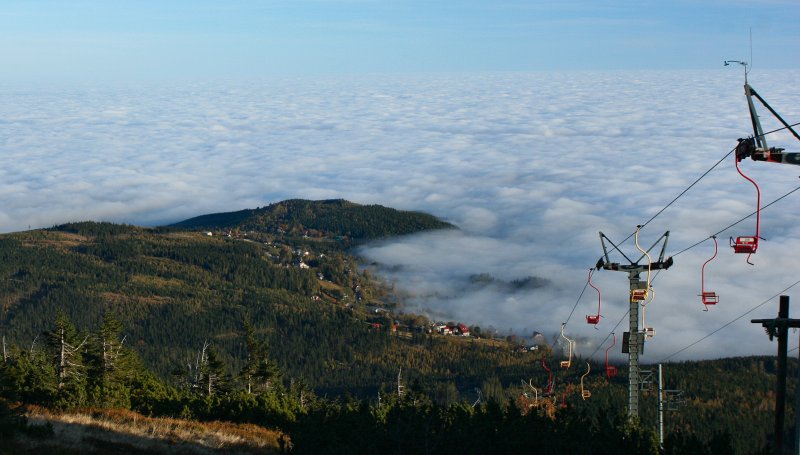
top-left (596, 229), bottom-right (673, 421)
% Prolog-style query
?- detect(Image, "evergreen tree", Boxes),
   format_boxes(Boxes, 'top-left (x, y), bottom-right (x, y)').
top-left (195, 343), bottom-right (229, 397)
top-left (239, 320), bottom-right (282, 395)
top-left (87, 312), bottom-right (135, 407)
top-left (481, 376), bottom-right (505, 404)
top-left (45, 311), bottom-right (88, 407)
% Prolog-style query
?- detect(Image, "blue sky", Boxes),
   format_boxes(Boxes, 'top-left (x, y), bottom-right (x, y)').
top-left (2, 0), bottom-right (797, 81)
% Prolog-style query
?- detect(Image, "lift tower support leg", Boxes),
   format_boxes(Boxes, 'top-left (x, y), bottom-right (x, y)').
top-left (628, 271), bottom-right (643, 420)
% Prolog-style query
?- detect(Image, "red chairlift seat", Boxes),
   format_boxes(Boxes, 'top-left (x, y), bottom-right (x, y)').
top-left (731, 148), bottom-right (761, 262)
top-left (731, 236), bottom-right (758, 254)
top-left (702, 292), bottom-right (719, 306)
top-left (586, 268), bottom-right (601, 326)
top-left (605, 333), bottom-right (618, 379)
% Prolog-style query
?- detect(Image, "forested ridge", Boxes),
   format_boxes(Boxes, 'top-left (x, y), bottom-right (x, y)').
top-left (169, 198), bottom-right (456, 242)
top-left (0, 204), bottom-right (794, 453)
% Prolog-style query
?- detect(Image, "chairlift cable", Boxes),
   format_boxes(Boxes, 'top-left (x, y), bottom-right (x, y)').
top-left (637, 146), bottom-right (735, 232)
top-left (636, 118), bottom-right (800, 242)
top-left (761, 121), bottom-right (800, 139)
top-left (570, 180), bottom-right (800, 360)
top-left (659, 278), bottom-right (800, 362)
top-left (588, 307), bottom-right (631, 360)
top-left (598, 145), bottom-right (736, 259)
top-left (585, 168), bottom-right (798, 362)
top-left (671, 184), bottom-right (800, 258)
top-left (562, 275), bottom-right (591, 327)
top-left (580, 134), bottom-right (796, 361)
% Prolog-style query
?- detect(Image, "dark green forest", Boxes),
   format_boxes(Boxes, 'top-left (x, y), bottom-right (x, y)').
top-left (0, 201), bottom-right (795, 453)
top-left (169, 198), bottom-right (456, 242)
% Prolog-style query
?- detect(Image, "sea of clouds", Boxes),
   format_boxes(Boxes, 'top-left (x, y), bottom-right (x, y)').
top-left (2, 69), bottom-right (799, 362)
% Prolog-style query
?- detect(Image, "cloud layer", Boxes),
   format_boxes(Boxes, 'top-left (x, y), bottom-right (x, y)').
top-left (2, 70), bottom-right (799, 361)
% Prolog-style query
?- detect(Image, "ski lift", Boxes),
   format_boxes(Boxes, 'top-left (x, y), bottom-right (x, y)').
top-left (586, 268), bottom-right (601, 325)
top-left (730, 146), bottom-right (761, 264)
top-left (580, 363), bottom-right (591, 400)
top-left (542, 358), bottom-right (553, 396)
top-left (630, 226), bottom-right (652, 302)
top-left (605, 333), bottom-right (618, 379)
top-left (700, 236), bottom-right (719, 310)
top-left (559, 323), bottom-right (574, 369)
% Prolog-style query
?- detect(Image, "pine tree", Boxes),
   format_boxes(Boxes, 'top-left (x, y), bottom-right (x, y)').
top-left (87, 312), bottom-right (134, 407)
top-left (45, 311), bottom-right (88, 408)
top-left (240, 320), bottom-right (282, 395)
top-left (200, 345), bottom-right (229, 397)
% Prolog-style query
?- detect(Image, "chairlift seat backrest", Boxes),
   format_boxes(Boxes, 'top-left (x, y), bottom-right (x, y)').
top-left (631, 289), bottom-right (648, 301)
top-left (702, 292), bottom-right (718, 305)
top-left (732, 236), bottom-right (758, 254)
top-left (582, 390), bottom-right (591, 400)
top-left (644, 327), bottom-right (655, 338)
top-left (560, 360), bottom-right (570, 369)
top-left (606, 365), bottom-right (618, 378)
top-left (586, 315), bottom-right (600, 325)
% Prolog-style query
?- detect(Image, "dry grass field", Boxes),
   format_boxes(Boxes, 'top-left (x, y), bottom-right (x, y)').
top-left (10, 405), bottom-right (289, 454)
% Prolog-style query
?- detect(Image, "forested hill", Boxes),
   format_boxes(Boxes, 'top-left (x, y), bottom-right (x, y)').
top-left (169, 199), bottom-right (456, 241)
top-left (0, 215), bottom-right (795, 453)
top-left (0, 202), bottom-right (463, 397)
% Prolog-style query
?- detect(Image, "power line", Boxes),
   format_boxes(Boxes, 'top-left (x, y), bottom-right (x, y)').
top-left (659, 279), bottom-right (800, 362)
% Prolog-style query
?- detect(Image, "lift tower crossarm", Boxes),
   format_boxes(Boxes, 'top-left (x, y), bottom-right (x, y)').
top-left (596, 231), bottom-right (674, 272)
